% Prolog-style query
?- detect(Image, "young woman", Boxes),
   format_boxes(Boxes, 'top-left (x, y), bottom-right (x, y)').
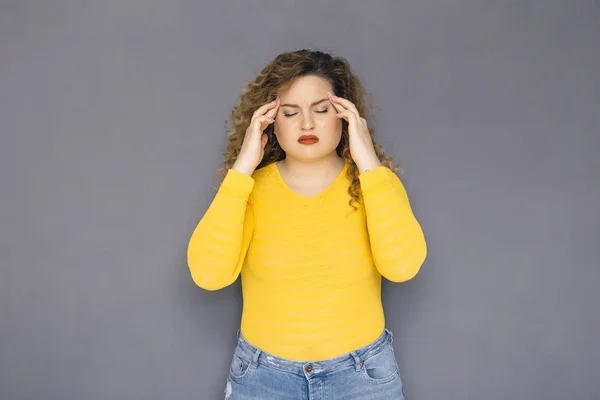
top-left (187, 49), bottom-right (427, 399)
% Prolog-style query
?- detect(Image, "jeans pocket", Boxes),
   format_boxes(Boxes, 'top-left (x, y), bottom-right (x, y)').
top-left (229, 352), bottom-right (255, 381)
top-left (360, 342), bottom-right (400, 384)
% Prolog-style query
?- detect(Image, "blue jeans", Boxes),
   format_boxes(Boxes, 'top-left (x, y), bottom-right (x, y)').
top-left (225, 328), bottom-right (407, 399)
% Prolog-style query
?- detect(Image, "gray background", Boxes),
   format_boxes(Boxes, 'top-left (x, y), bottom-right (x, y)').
top-left (1, 1), bottom-right (599, 399)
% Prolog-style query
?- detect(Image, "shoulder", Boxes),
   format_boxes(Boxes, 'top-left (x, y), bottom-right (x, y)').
top-left (248, 162), bottom-right (278, 203)
top-left (251, 162), bottom-right (276, 182)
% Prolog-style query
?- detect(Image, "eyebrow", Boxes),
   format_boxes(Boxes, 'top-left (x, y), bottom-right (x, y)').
top-left (280, 98), bottom-right (329, 108)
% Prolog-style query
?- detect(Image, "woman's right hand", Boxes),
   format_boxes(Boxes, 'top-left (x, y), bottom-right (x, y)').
top-left (231, 97), bottom-right (280, 176)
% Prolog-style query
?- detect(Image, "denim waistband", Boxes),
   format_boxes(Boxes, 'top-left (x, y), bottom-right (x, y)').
top-left (234, 328), bottom-right (393, 376)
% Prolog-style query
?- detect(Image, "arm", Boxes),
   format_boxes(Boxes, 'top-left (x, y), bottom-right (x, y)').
top-left (187, 169), bottom-right (255, 290)
top-left (359, 166), bottom-right (427, 282)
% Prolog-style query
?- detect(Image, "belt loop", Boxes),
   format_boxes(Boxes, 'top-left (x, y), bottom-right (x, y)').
top-left (250, 348), bottom-right (261, 368)
top-left (236, 328), bottom-right (241, 340)
top-left (350, 350), bottom-right (363, 372)
top-left (385, 328), bottom-right (394, 344)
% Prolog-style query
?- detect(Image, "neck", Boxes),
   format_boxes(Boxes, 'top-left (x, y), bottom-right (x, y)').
top-left (277, 155), bottom-right (346, 180)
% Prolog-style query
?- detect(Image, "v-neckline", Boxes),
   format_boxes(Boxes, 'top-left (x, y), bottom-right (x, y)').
top-left (271, 161), bottom-right (348, 201)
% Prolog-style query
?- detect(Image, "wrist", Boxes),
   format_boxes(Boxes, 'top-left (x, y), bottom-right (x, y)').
top-left (231, 161), bottom-right (256, 176)
top-left (356, 157), bottom-right (382, 174)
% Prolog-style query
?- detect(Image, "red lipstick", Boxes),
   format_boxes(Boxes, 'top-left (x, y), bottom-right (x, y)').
top-left (298, 135), bottom-right (319, 144)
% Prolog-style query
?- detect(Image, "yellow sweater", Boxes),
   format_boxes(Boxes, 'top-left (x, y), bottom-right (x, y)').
top-left (187, 161), bottom-right (426, 361)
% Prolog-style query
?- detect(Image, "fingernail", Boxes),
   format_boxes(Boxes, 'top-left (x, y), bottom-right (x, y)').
top-left (328, 91), bottom-right (336, 98)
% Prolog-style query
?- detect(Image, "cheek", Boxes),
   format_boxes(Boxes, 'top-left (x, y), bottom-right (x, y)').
top-left (273, 120), bottom-right (295, 145)
top-left (321, 115), bottom-right (342, 134)
top-left (274, 119), bottom-right (291, 135)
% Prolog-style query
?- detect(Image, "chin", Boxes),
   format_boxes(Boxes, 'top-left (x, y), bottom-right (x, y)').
top-left (288, 150), bottom-right (339, 161)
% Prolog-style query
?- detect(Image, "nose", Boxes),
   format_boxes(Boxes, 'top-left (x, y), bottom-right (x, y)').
top-left (300, 114), bottom-right (315, 131)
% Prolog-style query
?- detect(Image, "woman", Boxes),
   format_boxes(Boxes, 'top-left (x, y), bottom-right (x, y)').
top-left (187, 49), bottom-right (426, 399)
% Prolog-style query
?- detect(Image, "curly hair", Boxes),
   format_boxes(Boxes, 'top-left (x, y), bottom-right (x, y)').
top-left (218, 49), bottom-right (401, 210)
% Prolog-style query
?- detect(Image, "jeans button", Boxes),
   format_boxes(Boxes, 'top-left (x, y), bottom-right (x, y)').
top-left (305, 364), bottom-right (313, 372)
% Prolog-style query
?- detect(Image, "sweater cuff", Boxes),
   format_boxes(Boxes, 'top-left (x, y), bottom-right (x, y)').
top-left (358, 166), bottom-right (393, 194)
top-left (218, 168), bottom-right (255, 199)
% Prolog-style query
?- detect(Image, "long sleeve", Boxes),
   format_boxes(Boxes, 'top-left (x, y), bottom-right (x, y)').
top-left (187, 169), bottom-right (255, 291)
top-left (358, 166), bottom-right (427, 282)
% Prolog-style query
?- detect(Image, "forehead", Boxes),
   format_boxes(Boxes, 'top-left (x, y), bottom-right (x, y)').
top-left (278, 75), bottom-right (333, 101)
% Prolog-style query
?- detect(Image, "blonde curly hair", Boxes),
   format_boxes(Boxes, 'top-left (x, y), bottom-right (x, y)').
top-left (218, 49), bottom-right (401, 210)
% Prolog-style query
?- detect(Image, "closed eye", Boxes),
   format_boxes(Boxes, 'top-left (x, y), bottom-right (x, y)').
top-left (282, 109), bottom-right (329, 117)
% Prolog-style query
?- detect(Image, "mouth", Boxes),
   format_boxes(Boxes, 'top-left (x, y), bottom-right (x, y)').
top-left (298, 135), bottom-right (319, 144)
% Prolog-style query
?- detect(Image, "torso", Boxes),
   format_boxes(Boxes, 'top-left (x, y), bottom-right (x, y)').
top-left (239, 161), bottom-right (386, 361)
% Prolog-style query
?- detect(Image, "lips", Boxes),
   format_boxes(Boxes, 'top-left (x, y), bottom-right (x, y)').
top-left (298, 135), bottom-right (319, 144)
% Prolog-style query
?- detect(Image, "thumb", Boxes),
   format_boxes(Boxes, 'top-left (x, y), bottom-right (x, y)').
top-left (261, 133), bottom-right (268, 148)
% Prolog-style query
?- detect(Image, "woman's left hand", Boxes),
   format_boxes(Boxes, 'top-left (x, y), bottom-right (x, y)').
top-left (328, 91), bottom-right (382, 173)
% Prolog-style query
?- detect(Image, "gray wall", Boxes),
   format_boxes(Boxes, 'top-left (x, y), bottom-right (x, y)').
top-left (1, 1), bottom-right (599, 399)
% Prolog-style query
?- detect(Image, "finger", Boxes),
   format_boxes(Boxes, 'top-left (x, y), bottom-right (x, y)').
top-left (261, 133), bottom-right (268, 148)
top-left (253, 97), bottom-right (279, 118)
top-left (327, 92), bottom-right (346, 113)
top-left (253, 115), bottom-right (275, 125)
top-left (328, 92), bottom-right (359, 115)
top-left (329, 99), bottom-right (351, 117)
top-left (335, 109), bottom-right (358, 123)
top-left (329, 98), bottom-right (345, 114)
top-left (265, 98), bottom-right (280, 119)
top-left (250, 115), bottom-right (275, 133)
